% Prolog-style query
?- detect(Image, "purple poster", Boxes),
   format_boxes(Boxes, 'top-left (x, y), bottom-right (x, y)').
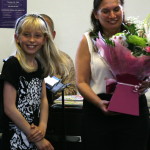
top-left (0, 0), bottom-right (27, 28)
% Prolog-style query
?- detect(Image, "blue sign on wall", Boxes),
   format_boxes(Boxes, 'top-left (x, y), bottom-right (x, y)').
top-left (0, 0), bottom-right (27, 28)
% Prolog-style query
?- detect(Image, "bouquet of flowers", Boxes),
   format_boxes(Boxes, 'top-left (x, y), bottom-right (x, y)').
top-left (95, 15), bottom-right (150, 116)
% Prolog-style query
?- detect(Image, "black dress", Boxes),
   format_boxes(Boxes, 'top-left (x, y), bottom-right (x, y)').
top-left (82, 93), bottom-right (150, 150)
top-left (1, 56), bottom-right (44, 150)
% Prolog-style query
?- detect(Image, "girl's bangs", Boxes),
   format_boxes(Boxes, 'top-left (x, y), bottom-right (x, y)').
top-left (21, 18), bottom-right (47, 33)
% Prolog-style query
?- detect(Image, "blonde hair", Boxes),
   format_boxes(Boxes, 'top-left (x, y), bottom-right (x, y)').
top-left (40, 14), bottom-right (70, 77)
top-left (15, 14), bottom-right (66, 77)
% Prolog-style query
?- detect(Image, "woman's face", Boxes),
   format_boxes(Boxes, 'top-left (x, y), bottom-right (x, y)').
top-left (94, 0), bottom-right (124, 35)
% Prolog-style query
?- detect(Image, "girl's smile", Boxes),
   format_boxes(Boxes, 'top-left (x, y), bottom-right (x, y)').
top-left (15, 29), bottom-right (46, 56)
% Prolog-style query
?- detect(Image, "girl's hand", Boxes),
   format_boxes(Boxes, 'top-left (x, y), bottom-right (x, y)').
top-left (28, 124), bottom-right (44, 142)
top-left (35, 138), bottom-right (54, 150)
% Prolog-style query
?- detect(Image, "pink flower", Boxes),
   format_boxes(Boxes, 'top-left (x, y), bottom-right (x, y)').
top-left (145, 46), bottom-right (150, 53)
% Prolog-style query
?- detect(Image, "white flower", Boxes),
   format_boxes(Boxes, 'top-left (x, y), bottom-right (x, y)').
top-left (126, 16), bottom-right (143, 30)
top-left (144, 24), bottom-right (150, 44)
top-left (111, 33), bottom-right (128, 47)
top-left (144, 14), bottom-right (150, 44)
top-left (137, 29), bottom-right (145, 37)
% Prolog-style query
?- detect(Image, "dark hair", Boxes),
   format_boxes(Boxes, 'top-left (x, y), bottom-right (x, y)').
top-left (90, 0), bottom-right (125, 38)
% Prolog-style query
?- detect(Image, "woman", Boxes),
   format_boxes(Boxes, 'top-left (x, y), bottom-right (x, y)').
top-left (75, 0), bottom-right (150, 150)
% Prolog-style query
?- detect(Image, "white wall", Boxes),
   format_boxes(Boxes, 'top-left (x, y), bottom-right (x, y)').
top-left (0, 0), bottom-right (150, 72)
top-left (0, 0), bottom-right (93, 71)
top-left (124, 0), bottom-right (150, 20)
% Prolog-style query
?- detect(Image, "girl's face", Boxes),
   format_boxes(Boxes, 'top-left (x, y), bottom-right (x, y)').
top-left (15, 28), bottom-right (46, 56)
top-left (94, 0), bottom-right (124, 36)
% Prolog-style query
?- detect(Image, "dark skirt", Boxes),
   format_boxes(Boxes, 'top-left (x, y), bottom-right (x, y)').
top-left (82, 94), bottom-right (150, 150)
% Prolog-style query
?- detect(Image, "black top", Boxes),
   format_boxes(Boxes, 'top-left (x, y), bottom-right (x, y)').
top-left (1, 56), bottom-right (44, 150)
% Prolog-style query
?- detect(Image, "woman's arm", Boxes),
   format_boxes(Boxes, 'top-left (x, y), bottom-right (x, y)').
top-left (75, 35), bottom-right (109, 113)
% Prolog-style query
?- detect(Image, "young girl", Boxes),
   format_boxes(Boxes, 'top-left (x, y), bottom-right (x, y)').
top-left (0, 14), bottom-right (62, 150)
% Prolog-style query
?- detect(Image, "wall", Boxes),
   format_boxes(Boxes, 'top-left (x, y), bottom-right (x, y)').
top-left (0, 0), bottom-right (150, 71)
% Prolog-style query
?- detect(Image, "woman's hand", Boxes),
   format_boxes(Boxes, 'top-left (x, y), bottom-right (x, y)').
top-left (138, 81), bottom-right (150, 94)
top-left (98, 100), bottom-right (116, 115)
top-left (134, 78), bottom-right (150, 95)
top-left (98, 100), bottom-right (109, 113)
top-left (35, 138), bottom-right (54, 150)
top-left (27, 124), bottom-right (45, 143)
top-left (98, 100), bottom-right (120, 115)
